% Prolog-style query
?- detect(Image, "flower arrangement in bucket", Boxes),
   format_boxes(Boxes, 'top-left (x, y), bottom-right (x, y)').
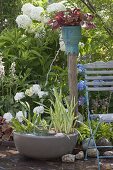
top-left (47, 4), bottom-right (95, 54)
top-left (3, 85), bottom-right (79, 159)
top-left (47, 4), bottom-right (95, 29)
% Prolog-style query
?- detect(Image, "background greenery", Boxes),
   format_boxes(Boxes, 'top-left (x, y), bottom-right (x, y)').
top-left (0, 0), bottom-right (113, 141)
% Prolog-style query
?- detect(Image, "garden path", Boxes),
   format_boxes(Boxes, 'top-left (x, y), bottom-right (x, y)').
top-left (0, 144), bottom-right (112, 170)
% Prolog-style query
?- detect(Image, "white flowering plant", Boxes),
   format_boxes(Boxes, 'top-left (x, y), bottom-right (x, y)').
top-left (16, 3), bottom-right (43, 29)
top-left (11, 102), bottom-right (48, 135)
top-left (13, 84), bottom-right (48, 113)
top-left (3, 83), bottom-right (49, 135)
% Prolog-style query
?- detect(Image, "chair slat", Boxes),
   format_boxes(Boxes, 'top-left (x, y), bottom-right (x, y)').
top-left (87, 87), bottom-right (113, 91)
top-left (84, 61), bottom-right (113, 68)
top-left (85, 76), bottom-right (113, 80)
top-left (85, 70), bottom-right (113, 75)
top-left (86, 81), bottom-right (113, 86)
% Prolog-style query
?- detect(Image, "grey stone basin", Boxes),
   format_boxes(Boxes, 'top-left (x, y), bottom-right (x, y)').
top-left (13, 132), bottom-right (78, 159)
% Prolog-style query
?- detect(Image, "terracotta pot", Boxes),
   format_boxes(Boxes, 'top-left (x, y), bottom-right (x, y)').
top-left (13, 132), bottom-right (78, 159)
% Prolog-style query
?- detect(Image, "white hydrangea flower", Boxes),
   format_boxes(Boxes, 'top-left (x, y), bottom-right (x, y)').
top-left (34, 32), bottom-right (40, 38)
top-left (98, 10), bottom-right (106, 17)
top-left (16, 111), bottom-right (27, 122)
top-left (103, 16), bottom-right (109, 22)
top-left (65, 109), bottom-right (68, 113)
top-left (10, 62), bottom-right (16, 77)
top-left (47, 2), bottom-right (66, 13)
top-left (79, 42), bottom-right (85, 47)
top-left (0, 57), bottom-right (5, 78)
top-left (32, 84), bottom-right (41, 95)
top-left (25, 87), bottom-right (33, 96)
top-left (21, 3), bottom-right (35, 16)
top-left (27, 28), bottom-right (35, 33)
top-left (33, 106), bottom-right (44, 114)
top-left (59, 40), bottom-right (65, 51)
top-left (34, 27), bottom-right (46, 38)
top-left (16, 14), bottom-right (32, 29)
top-left (0, 64), bottom-right (5, 78)
top-left (30, 7), bottom-right (44, 21)
top-left (59, 33), bottom-right (65, 51)
top-left (40, 15), bottom-right (50, 24)
top-left (38, 91), bottom-right (48, 98)
top-left (14, 92), bottom-right (25, 101)
top-left (98, 10), bottom-right (109, 21)
top-left (3, 112), bottom-right (13, 122)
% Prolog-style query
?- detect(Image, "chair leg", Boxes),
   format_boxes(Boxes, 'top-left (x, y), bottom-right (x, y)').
top-left (84, 149), bottom-right (88, 160)
top-left (97, 149), bottom-right (101, 170)
top-left (84, 118), bottom-right (94, 160)
top-left (84, 137), bottom-right (92, 160)
top-left (84, 121), bottom-right (101, 169)
top-left (92, 122), bottom-right (101, 170)
top-left (84, 137), bottom-right (101, 169)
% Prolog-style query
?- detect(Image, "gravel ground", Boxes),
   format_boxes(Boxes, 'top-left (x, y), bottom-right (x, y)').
top-left (0, 144), bottom-right (113, 170)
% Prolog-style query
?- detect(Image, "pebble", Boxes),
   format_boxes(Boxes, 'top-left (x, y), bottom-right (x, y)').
top-left (103, 151), bottom-right (113, 156)
top-left (97, 137), bottom-right (112, 147)
top-left (82, 138), bottom-right (95, 151)
top-left (101, 163), bottom-right (113, 170)
top-left (75, 151), bottom-right (84, 160)
top-left (87, 148), bottom-right (99, 157)
top-left (62, 154), bottom-right (75, 163)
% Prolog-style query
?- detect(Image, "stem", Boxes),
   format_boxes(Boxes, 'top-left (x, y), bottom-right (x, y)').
top-left (45, 48), bottom-right (60, 87)
top-left (107, 92), bottom-right (112, 113)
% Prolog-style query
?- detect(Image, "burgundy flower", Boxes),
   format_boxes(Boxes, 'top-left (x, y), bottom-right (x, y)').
top-left (83, 22), bottom-right (96, 29)
top-left (83, 13), bottom-right (94, 21)
top-left (48, 7), bottom-right (96, 30)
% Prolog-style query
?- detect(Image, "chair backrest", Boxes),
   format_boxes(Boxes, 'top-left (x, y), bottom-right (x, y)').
top-left (84, 61), bottom-right (113, 92)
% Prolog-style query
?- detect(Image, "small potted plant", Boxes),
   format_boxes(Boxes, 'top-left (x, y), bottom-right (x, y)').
top-left (3, 86), bottom-right (78, 159)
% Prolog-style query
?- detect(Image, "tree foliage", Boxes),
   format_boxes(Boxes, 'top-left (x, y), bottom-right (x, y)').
top-left (74, 0), bottom-right (113, 62)
top-left (0, 0), bottom-right (21, 31)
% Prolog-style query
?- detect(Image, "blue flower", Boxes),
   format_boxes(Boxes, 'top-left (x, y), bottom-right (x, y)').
top-left (93, 80), bottom-right (104, 87)
top-left (78, 96), bottom-right (86, 106)
top-left (78, 80), bottom-right (86, 91)
top-left (77, 64), bottom-right (85, 74)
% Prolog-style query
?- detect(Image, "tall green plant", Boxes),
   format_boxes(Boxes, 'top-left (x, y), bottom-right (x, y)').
top-left (0, 28), bottom-right (62, 83)
top-left (48, 89), bottom-right (77, 134)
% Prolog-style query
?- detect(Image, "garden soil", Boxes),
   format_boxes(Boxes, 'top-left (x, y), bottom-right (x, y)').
top-left (0, 144), bottom-right (113, 170)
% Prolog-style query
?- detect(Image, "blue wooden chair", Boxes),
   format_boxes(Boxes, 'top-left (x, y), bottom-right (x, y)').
top-left (84, 61), bottom-right (113, 170)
